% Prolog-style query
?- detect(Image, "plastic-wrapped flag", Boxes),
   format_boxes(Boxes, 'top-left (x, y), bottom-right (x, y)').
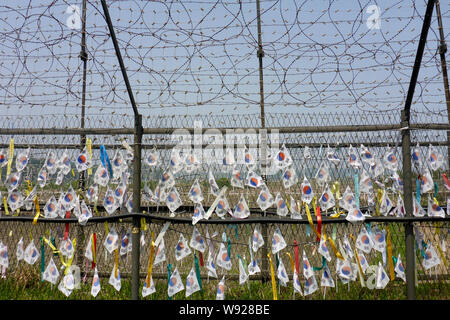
top-left (233, 194), bottom-right (250, 219)
top-left (427, 196), bottom-right (445, 218)
top-left (216, 276), bottom-right (226, 300)
top-left (282, 166), bottom-right (298, 189)
top-left (37, 167), bottom-right (48, 188)
top-left (376, 262), bottom-right (389, 289)
top-left (108, 265), bottom-right (121, 292)
top-left (208, 170), bottom-right (220, 196)
top-left (339, 186), bottom-right (355, 212)
top-left (302, 250), bottom-right (314, 279)
top-left (411, 143), bottom-right (422, 171)
top-left (42, 257), bottom-right (59, 285)
top-left (190, 227), bottom-right (206, 253)
top-left (304, 275), bottom-right (318, 296)
top-left (256, 185), bottom-right (274, 211)
top-left (413, 196), bottom-right (426, 217)
top-left (58, 150), bottom-right (72, 176)
top-left (45, 151), bottom-right (58, 175)
top-left (326, 145), bottom-right (340, 165)
top-left (142, 184), bottom-right (156, 204)
top-left (342, 235), bottom-right (354, 259)
top-left (94, 165), bottom-right (109, 187)
top-left (16, 237), bottom-right (24, 262)
top-left (252, 226), bottom-right (264, 253)
top-left (15, 148), bottom-right (30, 172)
top-left (216, 242), bottom-right (232, 271)
top-left (372, 228), bottom-right (386, 253)
top-left (239, 256), bottom-right (249, 285)
top-left (314, 235), bottom-right (330, 263)
top-left (243, 146), bottom-right (257, 171)
top-left (271, 227), bottom-right (287, 254)
top-left (125, 194), bottom-right (133, 214)
top-left (391, 172), bottom-right (404, 193)
top-left (62, 186), bottom-right (77, 211)
top-left (359, 170), bottom-right (373, 194)
top-left (246, 170), bottom-right (263, 188)
top-left (103, 187), bottom-right (119, 215)
top-left (119, 229), bottom-right (132, 257)
top-left (357, 251), bottom-right (369, 274)
top-left (206, 251), bottom-right (218, 278)
top-left (91, 267), bottom-right (101, 298)
top-left (428, 144), bottom-right (444, 171)
top-left (248, 257), bottom-right (261, 276)
top-left (348, 145), bottom-right (361, 168)
top-left (383, 147), bottom-right (398, 171)
top-left (189, 179), bottom-right (204, 204)
top-left (103, 227), bottom-right (119, 254)
top-left (166, 186), bottom-right (182, 214)
top-left (113, 181), bottom-right (126, 206)
top-left (215, 194), bottom-right (230, 218)
top-left (277, 257), bottom-right (289, 287)
top-left (185, 267), bottom-right (201, 298)
top-left (0, 242), bottom-right (8, 269)
top-left (274, 144), bottom-right (293, 169)
top-left (275, 193), bottom-right (289, 217)
top-left (24, 241), bottom-right (40, 265)
top-left (336, 258), bottom-right (352, 281)
top-left (75, 148), bottom-right (91, 173)
top-left (346, 205), bottom-right (365, 222)
top-left (0, 149), bottom-right (8, 168)
top-left (292, 270), bottom-right (303, 295)
top-left (144, 148), bottom-right (159, 167)
top-left (303, 146), bottom-right (311, 160)
top-left (5, 171), bottom-right (21, 192)
top-left (360, 144), bottom-right (375, 166)
top-left (231, 167), bottom-right (244, 189)
top-left (369, 158), bottom-right (384, 179)
top-left (77, 200), bottom-right (92, 225)
top-left (56, 192), bottom-right (66, 218)
top-left (23, 186), bottom-right (36, 211)
top-left (321, 265), bottom-right (335, 288)
top-left (44, 196), bottom-right (58, 218)
top-left (422, 243), bottom-right (440, 270)
top-left (420, 167), bottom-right (434, 194)
top-left (221, 148), bottom-right (234, 168)
top-left (191, 203), bottom-right (205, 225)
top-left (175, 233), bottom-right (192, 261)
top-left (59, 238), bottom-right (74, 258)
top-left (153, 238), bottom-right (166, 266)
top-left (183, 152), bottom-right (199, 174)
top-left (112, 150), bottom-right (128, 180)
top-left (394, 254), bottom-right (406, 282)
top-left (319, 185), bottom-right (335, 211)
top-left (301, 176), bottom-right (314, 204)
top-left (315, 162), bottom-right (330, 187)
top-left (289, 196), bottom-right (302, 219)
top-left (142, 276), bottom-right (156, 298)
top-left (394, 195), bottom-right (405, 217)
top-left (55, 170), bottom-right (64, 186)
top-left (379, 190), bottom-right (393, 216)
top-left (356, 227), bottom-right (373, 254)
top-left (160, 169), bottom-right (175, 189)
top-left (7, 191), bottom-right (23, 211)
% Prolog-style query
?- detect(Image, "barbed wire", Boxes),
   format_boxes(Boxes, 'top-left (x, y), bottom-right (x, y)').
top-left (0, 0), bottom-right (449, 121)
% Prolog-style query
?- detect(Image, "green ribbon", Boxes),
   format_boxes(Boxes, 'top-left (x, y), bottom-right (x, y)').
top-left (434, 182), bottom-right (439, 198)
top-left (416, 178), bottom-right (421, 203)
top-left (392, 255), bottom-right (398, 267)
top-left (313, 256), bottom-right (327, 271)
top-left (51, 237), bottom-right (57, 256)
top-left (306, 225), bottom-right (311, 237)
top-left (194, 253), bottom-right (203, 292)
top-left (167, 264), bottom-right (172, 300)
top-left (275, 252), bottom-right (279, 269)
top-left (227, 238), bottom-right (231, 259)
top-left (237, 253), bottom-right (248, 276)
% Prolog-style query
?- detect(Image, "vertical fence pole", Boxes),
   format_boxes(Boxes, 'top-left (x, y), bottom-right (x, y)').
top-left (132, 114), bottom-right (143, 300)
top-left (401, 0), bottom-right (436, 300)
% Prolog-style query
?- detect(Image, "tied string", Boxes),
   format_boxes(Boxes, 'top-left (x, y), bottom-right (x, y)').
top-left (43, 237), bottom-right (76, 274)
top-left (87, 138), bottom-right (92, 176)
top-left (304, 202), bottom-right (321, 240)
top-left (386, 228), bottom-right (395, 281)
top-left (323, 227), bottom-right (344, 260)
top-left (91, 233), bottom-right (97, 269)
top-left (294, 240), bottom-right (300, 275)
top-left (27, 180), bottom-right (41, 224)
top-left (312, 256), bottom-right (327, 271)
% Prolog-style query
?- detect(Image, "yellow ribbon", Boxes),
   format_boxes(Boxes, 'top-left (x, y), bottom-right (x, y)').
top-left (329, 211), bottom-right (344, 218)
top-left (386, 228), bottom-right (395, 281)
top-left (312, 196), bottom-right (317, 217)
top-left (145, 232), bottom-right (155, 288)
top-left (64, 238), bottom-right (77, 275)
top-left (6, 138), bottom-right (13, 176)
top-left (104, 221), bottom-right (109, 235)
top-left (114, 248), bottom-right (119, 278)
top-left (267, 253), bottom-right (278, 300)
top-left (285, 252), bottom-right (296, 275)
top-left (91, 233), bottom-right (96, 266)
top-left (87, 138), bottom-right (92, 176)
top-left (323, 227), bottom-right (344, 260)
top-left (3, 197), bottom-right (9, 216)
top-left (304, 202), bottom-right (321, 239)
top-left (26, 180), bottom-right (41, 225)
top-left (376, 189), bottom-right (383, 216)
top-left (141, 218), bottom-right (147, 232)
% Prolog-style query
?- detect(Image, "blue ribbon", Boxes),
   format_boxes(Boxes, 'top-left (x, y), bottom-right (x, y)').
top-left (416, 178), bottom-right (421, 203)
top-left (354, 171), bottom-right (360, 208)
top-left (100, 145), bottom-right (113, 178)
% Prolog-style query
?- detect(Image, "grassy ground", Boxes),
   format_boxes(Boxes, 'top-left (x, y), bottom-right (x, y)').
top-left (0, 265), bottom-right (447, 300)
